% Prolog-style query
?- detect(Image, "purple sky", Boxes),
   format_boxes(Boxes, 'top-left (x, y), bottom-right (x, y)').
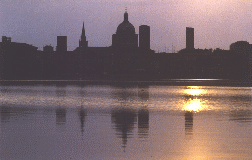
top-left (1, 0), bottom-right (251, 52)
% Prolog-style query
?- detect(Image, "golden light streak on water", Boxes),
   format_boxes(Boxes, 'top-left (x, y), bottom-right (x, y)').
top-left (184, 86), bottom-right (203, 96)
top-left (182, 86), bottom-right (209, 112)
top-left (183, 98), bottom-right (201, 112)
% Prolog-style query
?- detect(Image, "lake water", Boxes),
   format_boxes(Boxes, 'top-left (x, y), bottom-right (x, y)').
top-left (0, 83), bottom-right (252, 160)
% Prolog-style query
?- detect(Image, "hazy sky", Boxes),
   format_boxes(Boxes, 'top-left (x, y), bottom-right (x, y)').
top-left (1, 0), bottom-right (251, 52)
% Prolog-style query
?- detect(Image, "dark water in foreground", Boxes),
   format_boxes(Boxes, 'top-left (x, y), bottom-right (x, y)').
top-left (0, 83), bottom-right (252, 159)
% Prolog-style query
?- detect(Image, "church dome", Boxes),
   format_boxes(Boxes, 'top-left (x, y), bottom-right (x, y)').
top-left (116, 12), bottom-right (135, 35)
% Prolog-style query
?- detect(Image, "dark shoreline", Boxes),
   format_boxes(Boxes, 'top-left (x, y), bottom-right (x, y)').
top-left (0, 79), bottom-right (251, 87)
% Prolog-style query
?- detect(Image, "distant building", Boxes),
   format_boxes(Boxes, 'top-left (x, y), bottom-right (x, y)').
top-left (79, 22), bottom-right (88, 49)
top-left (112, 11), bottom-right (138, 50)
top-left (0, 36), bottom-right (39, 80)
top-left (230, 41), bottom-right (252, 80)
top-left (230, 41), bottom-right (251, 55)
top-left (186, 27), bottom-right (194, 50)
top-left (139, 25), bottom-right (150, 50)
top-left (1, 36), bottom-right (38, 51)
top-left (57, 36), bottom-right (67, 52)
top-left (43, 45), bottom-right (54, 52)
top-left (2, 36), bottom-right (11, 45)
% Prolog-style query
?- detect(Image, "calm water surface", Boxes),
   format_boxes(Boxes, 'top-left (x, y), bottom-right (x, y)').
top-left (0, 84), bottom-right (251, 160)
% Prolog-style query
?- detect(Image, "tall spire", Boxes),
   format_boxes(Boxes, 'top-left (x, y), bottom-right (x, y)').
top-left (79, 22), bottom-right (88, 48)
top-left (81, 22), bottom-right (86, 40)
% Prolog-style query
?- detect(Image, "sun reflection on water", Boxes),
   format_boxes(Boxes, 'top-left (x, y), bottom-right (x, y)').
top-left (184, 86), bottom-right (206, 96)
top-left (183, 98), bottom-right (202, 112)
top-left (182, 86), bottom-right (209, 112)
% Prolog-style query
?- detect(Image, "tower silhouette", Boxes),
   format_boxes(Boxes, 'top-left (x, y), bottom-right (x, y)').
top-left (79, 22), bottom-right (88, 48)
top-left (56, 36), bottom-right (67, 52)
top-left (139, 25), bottom-right (150, 50)
top-left (186, 27), bottom-right (194, 50)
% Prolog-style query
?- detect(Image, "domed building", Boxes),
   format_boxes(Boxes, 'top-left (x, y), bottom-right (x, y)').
top-left (112, 11), bottom-right (138, 50)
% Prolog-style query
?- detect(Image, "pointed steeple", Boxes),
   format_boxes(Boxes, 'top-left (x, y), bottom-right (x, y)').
top-left (79, 22), bottom-right (88, 48)
top-left (81, 22), bottom-right (86, 41)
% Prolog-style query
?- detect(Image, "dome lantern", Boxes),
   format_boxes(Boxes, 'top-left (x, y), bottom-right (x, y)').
top-left (124, 11), bottom-right (128, 22)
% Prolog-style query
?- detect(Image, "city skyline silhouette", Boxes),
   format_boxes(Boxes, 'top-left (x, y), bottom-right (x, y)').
top-left (0, 6), bottom-right (252, 81)
top-left (1, 0), bottom-right (251, 52)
